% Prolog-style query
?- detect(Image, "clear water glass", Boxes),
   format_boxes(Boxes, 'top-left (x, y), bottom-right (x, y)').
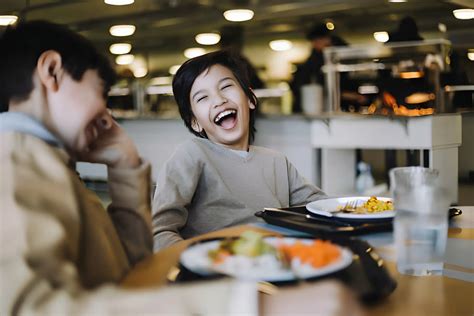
top-left (389, 167), bottom-right (449, 276)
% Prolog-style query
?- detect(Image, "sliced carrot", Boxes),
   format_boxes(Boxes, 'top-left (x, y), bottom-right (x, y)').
top-left (278, 240), bottom-right (341, 269)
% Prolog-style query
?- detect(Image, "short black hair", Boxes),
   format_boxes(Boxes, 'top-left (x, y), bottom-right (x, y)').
top-left (306, 22), bottom-right (331, 40)
top-left (0, 20), bottom-right (116, 112)
top-left (172, 50), bottom-right (258, 143)
top-left (388, 16), bottom-right (424, 42)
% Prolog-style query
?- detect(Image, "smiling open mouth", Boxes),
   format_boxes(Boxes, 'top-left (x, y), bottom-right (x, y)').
top-left (214, 109), bottom-right (237, 129)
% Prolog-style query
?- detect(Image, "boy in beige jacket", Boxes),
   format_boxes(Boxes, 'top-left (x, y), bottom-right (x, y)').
top-left (0, 20), bottom-right (258, 315)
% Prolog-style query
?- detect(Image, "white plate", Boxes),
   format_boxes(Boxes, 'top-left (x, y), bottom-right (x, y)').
top-left (306, 197), bottom-right (395, 220)
top-left (180, 237), bottom-right (353, 282)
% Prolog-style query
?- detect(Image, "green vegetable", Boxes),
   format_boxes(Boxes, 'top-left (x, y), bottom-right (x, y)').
top-left (230, 231), bottom-right (275, 257)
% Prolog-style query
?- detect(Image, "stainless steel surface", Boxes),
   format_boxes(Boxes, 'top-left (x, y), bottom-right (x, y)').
top-left (323, 40), bottom-right (452, 113)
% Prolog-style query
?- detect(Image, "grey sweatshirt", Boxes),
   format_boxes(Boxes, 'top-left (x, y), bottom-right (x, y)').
top-left (152, 138), bottom-right (326, 251)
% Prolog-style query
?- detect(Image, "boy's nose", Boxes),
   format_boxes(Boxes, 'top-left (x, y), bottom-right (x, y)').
top-left (212, 94), bottom-right (228, 107)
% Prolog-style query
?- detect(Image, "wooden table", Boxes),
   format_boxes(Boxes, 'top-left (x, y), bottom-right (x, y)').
top-left (122, 207), bottom-right (474, 315)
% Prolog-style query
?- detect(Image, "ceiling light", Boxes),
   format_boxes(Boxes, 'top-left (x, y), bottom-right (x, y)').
top-left (169, 65), bottom-right (181, 75)
top-left (133, 67), bottom-right (148, 78)
top-left (109, 25), bottom-right (136, 37)
top-left (195, 33), bottom-right (221, 45)
top-left (326, 22), bottom-right (335, 30)
top-left (388, 0), bottom-right (407, 2)
top-left (438, 23), bottom-right (447, 32)
top-left (184, 47), bottom-right (206, 58)
top-left (223, 9), bottom-right (254, 22)
top-left (468, 50), bottom-right (474, 61)
top-left (115, 54), bottom-right (134, 65)
top-left (269, 40), bottom-right (293, 51)
top-left (104, 0), bottom-right (134, 5)
top-left (374, 31), bottom-right (389, 43)
top-left (109, 43), bottom-right (132, 55)
top-left (0, 15), bottom-right (18, 26)
top-left (453, 9), bottom-right (474, 20)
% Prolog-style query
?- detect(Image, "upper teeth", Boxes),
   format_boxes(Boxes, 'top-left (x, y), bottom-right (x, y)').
top-left (214, 109), bottom-right (236, 123)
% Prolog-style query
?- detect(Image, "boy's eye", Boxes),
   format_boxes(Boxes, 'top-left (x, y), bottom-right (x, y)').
top-left (221, 84), bottom-right (232, 90)
top-left (197, 95), bottom-right (208, 102)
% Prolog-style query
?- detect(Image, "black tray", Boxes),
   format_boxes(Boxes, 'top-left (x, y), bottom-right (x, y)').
top-left (173, 235), bottom-right (397, 303)
top-left (255, 206), bottom-right (462, 238)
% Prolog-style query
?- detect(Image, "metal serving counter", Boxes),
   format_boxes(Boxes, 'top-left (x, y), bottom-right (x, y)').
top-left (309, 113), bottom-right (462, 203)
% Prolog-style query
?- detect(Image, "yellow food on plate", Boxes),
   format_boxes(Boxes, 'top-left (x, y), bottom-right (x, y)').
top-left (339, 196), bottom-right (393, 214)
top-left (362, 196), bottom-right (393, 213)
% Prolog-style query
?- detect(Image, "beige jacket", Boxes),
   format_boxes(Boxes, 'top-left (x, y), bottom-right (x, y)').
top-left (0, 130), bottom-right (153, 314)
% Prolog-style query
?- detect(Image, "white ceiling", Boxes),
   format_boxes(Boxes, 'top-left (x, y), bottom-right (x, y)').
top-left (1, 0), bottom-right (473, 78)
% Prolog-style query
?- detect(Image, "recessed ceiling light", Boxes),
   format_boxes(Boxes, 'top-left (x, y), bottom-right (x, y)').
top-left (373, 31), bottom-right (389, 43)
top-left (468, 49), bottom-right (474, 61)
top-left (0, 15), bottom-right (18, 26)
top-left (223, 9), bottom-right (254, 22)
top-left (169, 65), bottom-right (181, 75)
top-left (115, 54), bottom-right (134, 65)
top-left (195, 33), bottom-right (221, 45)
top-left (269, 40), bottom-right (293, 51)
top-left (438, 23), bottom-right (447, 32)
top-left (388, 0), bottom-right (407, 3)
top-left (133, 66), bottom-right (148, 78)
top-left (453, 9), bottom-right (474, 20)
top-left (109, 25), bottom-right (136, 37)
top-left (104, 0), bottom-right (134, 5)
top-left (184, 47), bottom-right (206, 58)
top-left (109, 43), bottom-right (132, 55)
top-left (326, 22), bottom-right (335, 30)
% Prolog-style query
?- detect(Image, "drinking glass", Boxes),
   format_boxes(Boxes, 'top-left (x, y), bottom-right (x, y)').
top-left (389, 167), bottom-right (449, 276)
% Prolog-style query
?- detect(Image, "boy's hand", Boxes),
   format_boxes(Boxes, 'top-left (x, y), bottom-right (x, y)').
top-left (77, 115), bottom-right (141, 169)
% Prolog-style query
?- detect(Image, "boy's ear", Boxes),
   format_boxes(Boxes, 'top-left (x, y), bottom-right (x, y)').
top-left (37, 50), bottom-right (63, 92)
top-left (248, 99), bottom-right (256, 110)
top-left (248, 88), bottom-right (256, 109)
top-left (191, 118), bottom-right (203, 133)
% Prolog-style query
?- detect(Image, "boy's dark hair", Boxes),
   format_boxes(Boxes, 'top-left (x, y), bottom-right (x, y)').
top-left (0, 20), bottom-right (116, 112)
top-left (172, 50), bottom-right (258, 143)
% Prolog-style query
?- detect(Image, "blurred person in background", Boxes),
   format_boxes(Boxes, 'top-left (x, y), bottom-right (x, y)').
top-left (290, 22), bottom-right (367, 113)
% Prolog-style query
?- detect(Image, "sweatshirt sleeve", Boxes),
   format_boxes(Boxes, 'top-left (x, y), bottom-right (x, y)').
top-left (286, 158), bottom-right (327, 206)
top-left (107, 161), bottom-right (153, 265)
top-left (152, 143), bottom-right (203, 251)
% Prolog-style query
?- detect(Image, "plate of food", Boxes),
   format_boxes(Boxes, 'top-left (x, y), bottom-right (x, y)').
top-left (306, 196), bottom-right (395, 220)
top-left (180, 231), bottom-right (353, 282)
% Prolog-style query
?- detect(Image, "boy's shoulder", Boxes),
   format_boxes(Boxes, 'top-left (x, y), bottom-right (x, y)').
top-left (1, 132), bottom-right (71, 186)
top-left (168, 138), bottom-right (212, 162)
top-left (174, 138), bottom-right (209, 154)
top-left (176, 138), bottom-right (228, 156)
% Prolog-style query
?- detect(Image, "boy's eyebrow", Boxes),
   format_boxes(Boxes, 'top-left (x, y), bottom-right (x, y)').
top-left (191, 77), bottom-right (235, 101)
